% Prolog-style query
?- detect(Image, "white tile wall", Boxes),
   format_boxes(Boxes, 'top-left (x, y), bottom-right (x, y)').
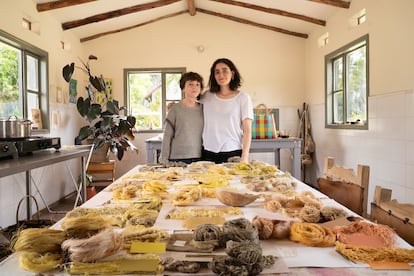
top-left (310, 90), bottom-right (414, 214)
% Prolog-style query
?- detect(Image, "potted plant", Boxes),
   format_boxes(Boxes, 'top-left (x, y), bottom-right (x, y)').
top-left (62, 55), bottom-right (138, 161)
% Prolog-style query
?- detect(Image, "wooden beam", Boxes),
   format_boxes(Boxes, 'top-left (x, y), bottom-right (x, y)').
top-left (62, 0), bottom-right (181, 30)
top-left (197, 8), bottom-right (308, 39)
top-left (306, 0), bottom-right (350, 9)
top-left (80, 11), bottom-right (187, 42)
top-left (187, 0), bottom-right (196, 16)
top-left (209, 0), bottom-right (325, 26)
top-left (37, 0), bottom-right (96, 12)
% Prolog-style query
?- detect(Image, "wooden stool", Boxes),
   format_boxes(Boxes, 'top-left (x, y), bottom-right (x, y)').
top-left (87, 160), bottom-right (115, 185)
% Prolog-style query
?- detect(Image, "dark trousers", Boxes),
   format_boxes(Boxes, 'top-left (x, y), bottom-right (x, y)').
top-left (169, 157), bottom-right (202, 164)
top-left (202, 149), bottom-right (242, 164)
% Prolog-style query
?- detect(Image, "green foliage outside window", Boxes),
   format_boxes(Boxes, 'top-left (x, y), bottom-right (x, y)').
top-left (0, 41), bottom-right (20, 118)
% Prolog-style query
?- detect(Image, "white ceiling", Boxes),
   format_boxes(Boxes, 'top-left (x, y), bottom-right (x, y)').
top-left (31, 0), bottom-right (351, 42)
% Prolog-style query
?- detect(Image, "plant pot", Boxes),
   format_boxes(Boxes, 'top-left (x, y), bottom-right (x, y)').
top-left (90, 143), bottom-right (110, 163)
top-left (86, 186), bottom-right (97, 200)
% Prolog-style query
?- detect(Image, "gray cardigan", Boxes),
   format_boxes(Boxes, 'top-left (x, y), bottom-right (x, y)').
top-left (160, 102), bottom-right (203, 163)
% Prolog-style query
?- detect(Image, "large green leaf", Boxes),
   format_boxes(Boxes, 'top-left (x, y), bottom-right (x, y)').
top-left (86, 104), bottom-right (102, 122)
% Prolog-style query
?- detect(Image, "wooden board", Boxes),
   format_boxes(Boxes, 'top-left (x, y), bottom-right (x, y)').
top-left (370, 203), bottom-right (414, 246)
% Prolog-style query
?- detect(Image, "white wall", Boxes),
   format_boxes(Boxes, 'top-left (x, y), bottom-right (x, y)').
top-left (0, 1), bottom-right (85, 227)
top-left (1, 1), bottom-right (306, 227)
top-left (304, 0), bottom-right (414, 212)
top-left (81, 13), bottom-right (307, 177)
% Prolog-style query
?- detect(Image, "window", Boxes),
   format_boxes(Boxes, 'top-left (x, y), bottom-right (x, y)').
top-left (125, 68), bottom-right (185, 130)
top-left (0, 30), bottom-right (49, 131)
top-left (325, 34), bottom-right (369, 129)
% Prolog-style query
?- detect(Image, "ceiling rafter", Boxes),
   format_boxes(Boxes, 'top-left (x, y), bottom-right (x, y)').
top-left (62, 0), bottom-right (181, 30)
top-left (187, 0), bottom-right (196, 16)
top-left (80, 11), bottom-right (187, 42)
top-left (306, 0), bottom-right (350, 9)
top-left (209, 0), bottom-right (325, 26)
top-left (197, 8), bottom-right (308, 39)
top-left (37, 0), bottom-right (96, 12)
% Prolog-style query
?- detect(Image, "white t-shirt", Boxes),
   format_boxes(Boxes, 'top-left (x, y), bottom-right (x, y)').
top-left (200, 91), bottom-right (253, 153)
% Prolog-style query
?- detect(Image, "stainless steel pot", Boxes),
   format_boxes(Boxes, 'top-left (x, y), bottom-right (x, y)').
top-left (0, 116), bottom-right (32, 138)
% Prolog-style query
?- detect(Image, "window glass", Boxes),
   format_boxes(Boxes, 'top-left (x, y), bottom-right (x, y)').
top-left (325, 35), bottom-right (368, 129)
top-left (26, 54), bottom-right (39, 92)
top-left (0, 41), bottom-right (21, 118)
top-left (126, 68), bottom-right (185, 130)
top-left (346, 46), bottom-right (367, 122)
top-left (0, 30), bottom-right (48, 130)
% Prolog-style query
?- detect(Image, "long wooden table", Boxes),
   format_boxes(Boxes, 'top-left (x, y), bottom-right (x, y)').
top-left (145, 136), bottom-right (302, 179)
top-left (1, 163), bottom-right (413, 275)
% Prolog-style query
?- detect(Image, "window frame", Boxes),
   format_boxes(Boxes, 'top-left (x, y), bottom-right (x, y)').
top-left (0, 30), bottom-right (49, 132)
top-left (325, 34), bottom-right (369, 130)
top-left (124, 67), bottom-right (185, 132)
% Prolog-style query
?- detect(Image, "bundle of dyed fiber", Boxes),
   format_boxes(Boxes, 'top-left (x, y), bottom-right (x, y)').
top-left (12, 228), bottom-right (66, 273)
top-left (13, 228), bottom-right (66, 253)
top-left (220, 218), bottom-right (259, 246)
top-left (61, 213), bottom-right (111, 238)
top-left (209, 240), bottom-right (276, 276)
top-left (61, 228), bottom-right (122, 262)
top-left (162, 257), bottom-right (202, 273)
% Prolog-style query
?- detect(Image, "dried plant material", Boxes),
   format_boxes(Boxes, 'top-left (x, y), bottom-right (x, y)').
top-left (168, 207), bottom-right (241, 220)
top-left (113, 185), bottom-right (138, 200)
top-left (290, 222), bottom-right (335, 247)
top-left (216, 188), bottom-right (262, 207)
top-left (19, 251), bottom-right (63, 273)
top-left (61, 213), bottom-right (111, 238)
top-left (335, 242), bottom-right (414, 263)
top-left (183, 217), bottom-right (225, 230)
top-left (333, 221), bottom-right (396, 248)
top-left (187, 161), bottom-right (215, 172)
top-left (62, 228), bottom-right (122, 262)
top-left (228, 160), bottom-right (278, 176)
top-left (123, 208), bottom-right (159, 227)
top-left (13, 228), bottom-right (66, 253)
top-left (122, 226), bottom-right (169, 248)
top-left (173, 185), bottom-right (202, 206)
top-left (66, 206), bottom-right (128, 218)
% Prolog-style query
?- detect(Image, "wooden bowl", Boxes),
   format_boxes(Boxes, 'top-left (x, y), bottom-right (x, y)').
top-left (215, 188), bottom-right (260, 207)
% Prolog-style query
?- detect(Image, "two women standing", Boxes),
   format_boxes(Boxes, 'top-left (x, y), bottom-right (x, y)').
top-left (160, 58), bottom-right (253, 164)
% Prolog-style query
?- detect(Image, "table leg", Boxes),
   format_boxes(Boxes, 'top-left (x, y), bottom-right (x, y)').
top-left (25, 171), bottom-right (31, 220)
top-left (292, 141), bottom-right (301, 179)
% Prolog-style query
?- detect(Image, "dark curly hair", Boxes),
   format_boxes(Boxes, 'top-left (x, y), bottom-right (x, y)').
top-left (208, 58), bottom-right (242, 93)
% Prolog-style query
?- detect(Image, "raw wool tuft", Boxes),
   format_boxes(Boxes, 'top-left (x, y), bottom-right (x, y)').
top-left (252, 216), bottom-right (293, 240)
top-left (61, 228), bottom-right (122, 262)
top-left (320, 206), bottom-right (348, 221)
top-left (299, 205), bottom-right (321, 223)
